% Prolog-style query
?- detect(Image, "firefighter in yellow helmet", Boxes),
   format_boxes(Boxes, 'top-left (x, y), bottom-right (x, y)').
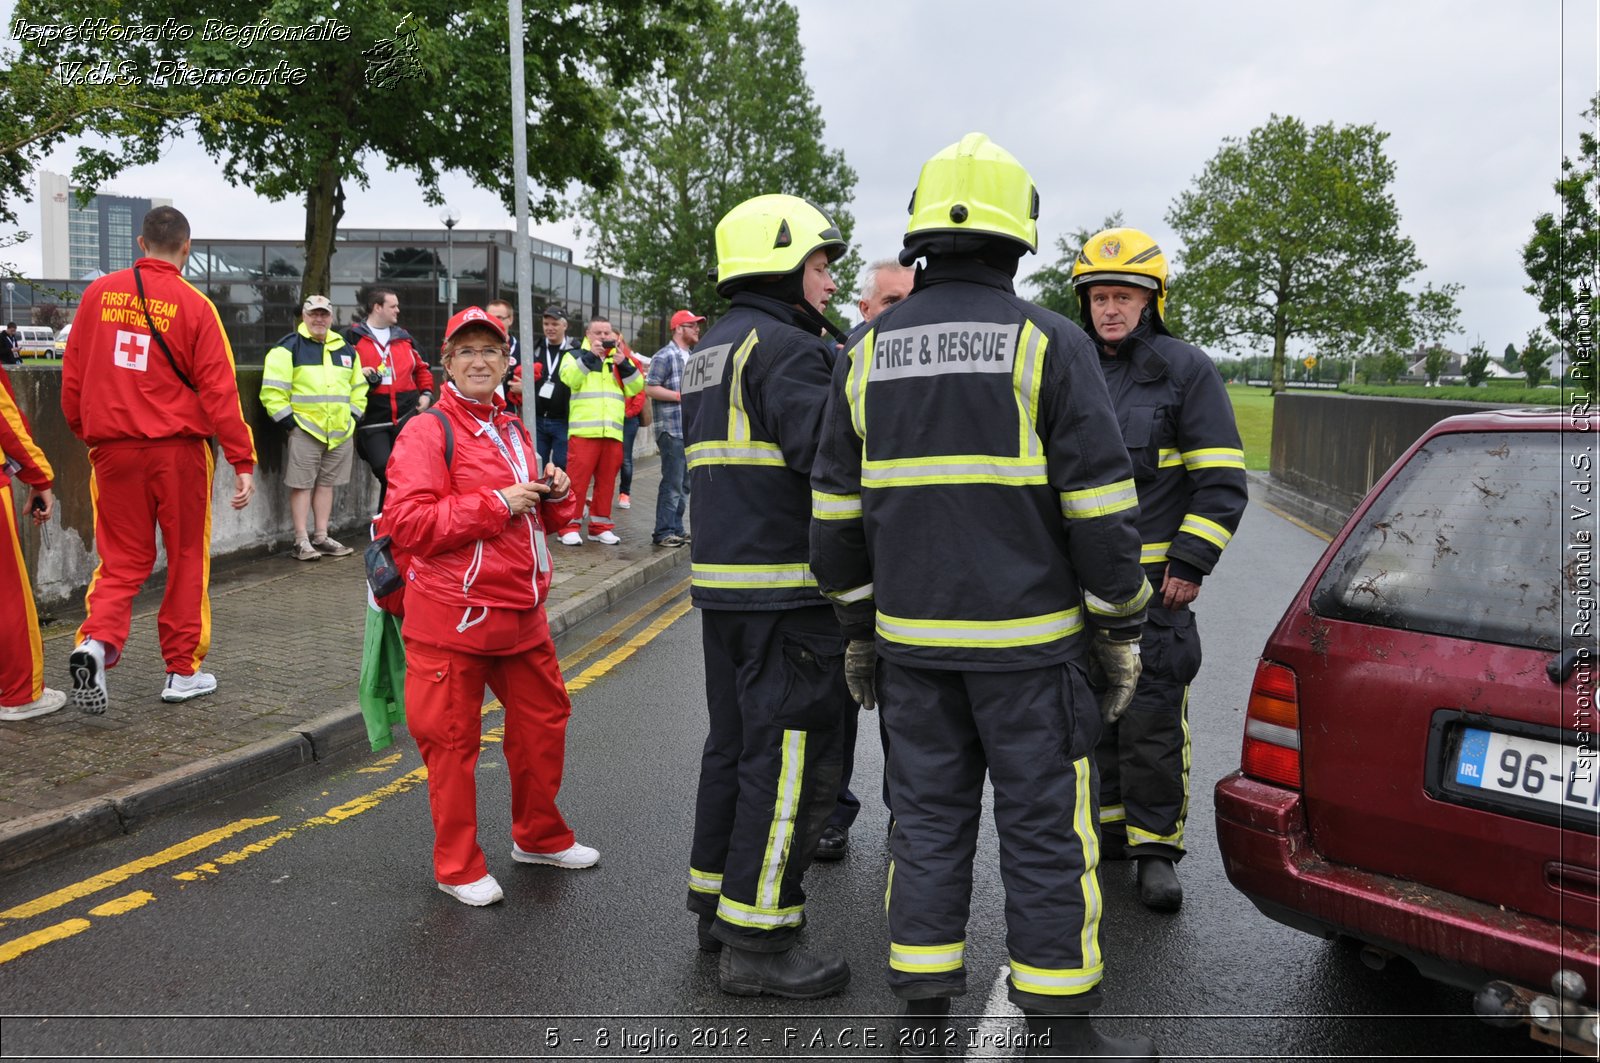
top-left (811, 134), bottom-right (1156, 1058)
top-left (682, 194), bottom-right (857, 999)
top-left (1071, 229), bottom-right (1247, 915)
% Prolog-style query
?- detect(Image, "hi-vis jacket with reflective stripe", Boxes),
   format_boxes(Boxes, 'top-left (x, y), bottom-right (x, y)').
top-left (557, 341), bottom-right (644, 442)
top-left (1098, 324), bottom-right (1247, 583)
top-left (260, 324), bottom-right (368, 447)
top-left (810, 257), bottom-right (1152, 671)
top-left (682, 291), bottom-right (838, 612)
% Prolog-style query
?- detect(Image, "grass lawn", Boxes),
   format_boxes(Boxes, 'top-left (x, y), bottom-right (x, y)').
top-left (1226, 383), bottom-right (1272, 470)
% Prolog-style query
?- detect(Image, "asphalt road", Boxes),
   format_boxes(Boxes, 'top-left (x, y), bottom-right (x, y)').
top-left (0, 503), bottom-right (1559, 1061)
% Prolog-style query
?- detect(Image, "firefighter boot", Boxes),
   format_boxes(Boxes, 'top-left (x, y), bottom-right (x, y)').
top-left (896, 997), bottom-right (952, 1058)
top-left (718, 943), bottom-right (850, 999)
top-left (1022, 1012), bottom-right (1157, 1061)
top-left (1136, 856), bottom-right (1183, 912)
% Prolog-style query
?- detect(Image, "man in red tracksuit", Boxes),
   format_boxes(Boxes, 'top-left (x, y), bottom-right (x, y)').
top-left (344, 286), bottom-right (434, 509)
top-left (61, 205), bottom-right (258, 713)
top-left (0, 371), bottom-right (65, 720)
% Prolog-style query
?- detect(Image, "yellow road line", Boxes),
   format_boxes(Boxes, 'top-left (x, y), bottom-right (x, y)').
top-left (0, 919), bottom-right (91, 963)
top-left (357, 752), bottom-right (404, 773)
top-left (87, 890), bottom-right (155, 917)
top-left (0, 816), bottom-right (277, 923)
top-left (1259, 500), bottom-right (1334, 542)
top-left (567, 598), bottom-right (693, 694)
top-left (0, 583), bottom-right (694, 965)
top-left (559, 578), bottom-right (690, 673)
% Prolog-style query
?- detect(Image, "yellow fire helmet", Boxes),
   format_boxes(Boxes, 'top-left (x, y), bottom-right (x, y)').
top-left (1071, 227), bottom-right (1169, 322)
top-left (714, 194), bottom-right (846, 297)
top-left (904, 132), bottom-right (1040, 255)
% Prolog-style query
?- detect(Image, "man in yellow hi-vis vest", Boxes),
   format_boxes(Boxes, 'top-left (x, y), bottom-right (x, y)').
top-left (261, 294), bottom-right (368, 561)
top-left (555, 316), bottom-right (643, 546)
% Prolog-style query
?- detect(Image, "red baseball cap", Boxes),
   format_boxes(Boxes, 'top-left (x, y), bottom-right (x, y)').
top-left (444, 305), bottom-right (508, 343)
top-left (670, 310), bottom-right (706, 330)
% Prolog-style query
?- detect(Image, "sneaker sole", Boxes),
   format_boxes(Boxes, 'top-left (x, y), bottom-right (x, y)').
top-left (719, 965), bottom-right (851, 1000)
top-left (437, 882), bottom-right (503, 906)
top-left (161, 685), bottom-right (218, 704)
top-left (69, 652), bottom-right (108, 715)
top-left (511, 850), bottom-right (599, 869)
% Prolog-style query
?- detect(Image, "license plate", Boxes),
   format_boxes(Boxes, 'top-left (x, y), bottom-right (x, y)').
top-left (1455, 726), bottom-right (1600, 813)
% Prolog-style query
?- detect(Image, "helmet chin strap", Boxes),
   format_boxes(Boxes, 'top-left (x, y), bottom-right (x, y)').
top-left (797, 300), bottom-right (848, 344)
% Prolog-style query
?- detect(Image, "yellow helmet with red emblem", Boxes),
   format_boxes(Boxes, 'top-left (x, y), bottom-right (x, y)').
top-left (1070, 227), bottom-right (1169, 325)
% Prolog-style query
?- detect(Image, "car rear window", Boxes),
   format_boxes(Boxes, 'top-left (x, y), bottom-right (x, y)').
top-left (1311, 430), bottom-right (1567, 651)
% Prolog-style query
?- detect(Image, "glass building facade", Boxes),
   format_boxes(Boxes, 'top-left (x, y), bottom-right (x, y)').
top-left (21, 228), bottom-right (664, 364)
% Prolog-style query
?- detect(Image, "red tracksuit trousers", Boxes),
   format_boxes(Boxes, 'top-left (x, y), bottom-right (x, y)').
top-left (79, 440), bottom-right (215, 674)
top-left (0, 493), bottom-right (45, 707)
top-left (562, 435), bottom-right (622, 535)
top-left (403, 601), bottom-right (577, 885)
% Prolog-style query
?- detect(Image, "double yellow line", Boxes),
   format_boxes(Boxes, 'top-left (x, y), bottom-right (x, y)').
top-left (0, 579), bottom-right (691, 966)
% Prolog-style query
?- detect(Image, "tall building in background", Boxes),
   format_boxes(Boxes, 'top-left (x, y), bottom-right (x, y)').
top-left (39, 171), bottom-right (172, 279)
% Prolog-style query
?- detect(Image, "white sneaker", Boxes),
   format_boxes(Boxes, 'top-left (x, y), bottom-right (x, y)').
top-left (511, 840), bottom-right (600, 869)
top-left (558, 531), bottom-right (583, 546)
top-left (69, 639), bottom-right (108, 715)
top-left (590, 530), bottom-right (621, 545)
top-left (0, 687), bottom-right (68, 721)
top-left (162, 671), bottom-right (218, 703)
top-left (437, 873), bottom-right (504, 906)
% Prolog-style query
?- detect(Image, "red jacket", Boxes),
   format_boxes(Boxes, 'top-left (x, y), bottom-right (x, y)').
top-left (0, 371), bottom-right (52, 492)
top-left (60, 257), bottom-right (257, 473)
top-left (386, 384), bottom-right (579, 629)
top-left (344, 322), bottom-right (435, 427)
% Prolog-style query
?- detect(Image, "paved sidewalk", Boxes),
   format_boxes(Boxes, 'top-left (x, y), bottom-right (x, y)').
top-left (0, 455), bottom-right (689, 872)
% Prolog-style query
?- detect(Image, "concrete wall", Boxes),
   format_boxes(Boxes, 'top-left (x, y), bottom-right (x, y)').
top-left (9, 365), bottom-right (659, 610)
top-left (1269, 391), bottom-right (1518, 519)
top-left (8, 365), bottom-right (382, 609)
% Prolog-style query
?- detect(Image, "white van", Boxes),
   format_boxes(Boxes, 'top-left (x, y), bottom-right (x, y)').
top-left (15, 326), bottom-right (55, 358)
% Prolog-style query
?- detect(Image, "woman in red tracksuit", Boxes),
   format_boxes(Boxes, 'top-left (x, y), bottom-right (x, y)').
top-left (0, 371), bottom-right (64, 720)
top-left (385, 306), bottom-right (595, 906)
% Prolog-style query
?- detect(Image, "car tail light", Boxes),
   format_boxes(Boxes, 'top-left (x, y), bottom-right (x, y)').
top-left (1242, 660), bottom-right (1301, 789)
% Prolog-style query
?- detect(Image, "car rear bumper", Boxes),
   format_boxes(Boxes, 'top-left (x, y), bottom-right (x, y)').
top-left (1214, 771), bottom-right (1600, 1003)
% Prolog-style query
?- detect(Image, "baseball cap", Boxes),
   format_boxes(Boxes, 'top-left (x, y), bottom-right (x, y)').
top-left (302, 295), bottom-right (333, 313)
top-left (670, 310), bottom-right (706, 329)
top-left (541, 305), bottom-right (567, 320)
top-left (444, 305), bottom-right (508, 343)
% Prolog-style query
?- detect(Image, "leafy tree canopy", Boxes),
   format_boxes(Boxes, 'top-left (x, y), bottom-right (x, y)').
top-left (574, 0), bottom-right (858, 339)
top-left (1523, 93), bottom-right (1599, 359)
top-left (1167, 114), bottom-right (1434, 391)
top-left (9, 0), bottom-right (705, 296)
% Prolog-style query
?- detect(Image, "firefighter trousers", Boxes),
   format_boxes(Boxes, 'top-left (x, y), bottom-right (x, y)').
top-left (881, 657), bottom-right (1107, 1014)
top-left (79, 439), bottom-right (215, 673)
top-left (687, 606), bottom-right (848, 953)
top-left (1095, 604), bottom-right (1201, 862)
top-left (0, 491), bottom-right (45, 707)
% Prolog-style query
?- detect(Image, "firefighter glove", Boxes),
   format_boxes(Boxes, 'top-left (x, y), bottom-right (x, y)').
top-left (1088, 629), bottom-right (1142, 724)
top-left (845, 638), bottom-right (877, 711)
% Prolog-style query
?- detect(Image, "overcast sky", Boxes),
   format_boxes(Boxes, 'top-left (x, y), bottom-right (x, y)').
top-left (4, 0), bottom-right (1596, 355)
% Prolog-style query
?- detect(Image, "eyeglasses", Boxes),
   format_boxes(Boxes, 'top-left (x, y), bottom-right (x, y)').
top-left (450, 345), bottom-right (507, 361)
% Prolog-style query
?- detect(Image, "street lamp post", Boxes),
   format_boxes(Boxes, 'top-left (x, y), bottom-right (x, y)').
top-left (440, 206), bottom-right (461, 318)
top-left (3, 281), bottom-right (14, 325)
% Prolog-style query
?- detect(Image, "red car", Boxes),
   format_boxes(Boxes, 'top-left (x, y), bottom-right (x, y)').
top-left (1215, 408), bottom-right (1600, 1055)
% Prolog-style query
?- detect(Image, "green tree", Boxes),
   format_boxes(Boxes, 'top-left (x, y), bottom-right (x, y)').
top-left (1423, 346), bottom-right (1450, 385)
top-left (1523, 93), bottom-right (1598, 359)
top-left (1025, 210), bottom-right (1125, 326)
top-left (1502, 341), bottom-right (1521, 372)
top-left (1520, 328), bottom-right (1555, 388)
top-left (1379, 351), bottom-right (1407, 384)
top-left (1167, 114), bottom-right (1426, 393)
top-left (1462, 341), bottom-right (1492, 387)
top-left (15, 0), bottom-right (702, 297)
top-left (576, 0), bottom-right (857, 334)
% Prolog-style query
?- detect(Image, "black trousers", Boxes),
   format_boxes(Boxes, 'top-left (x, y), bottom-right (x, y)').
top-left (355, 424), bottom-right (399, 510)
top-left (881, 656), bottom-right (1107, 1014)
top-left (687, 606), bottom-right (849, 952)
top-left (1095, 604), bottom-right (1202, 861)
